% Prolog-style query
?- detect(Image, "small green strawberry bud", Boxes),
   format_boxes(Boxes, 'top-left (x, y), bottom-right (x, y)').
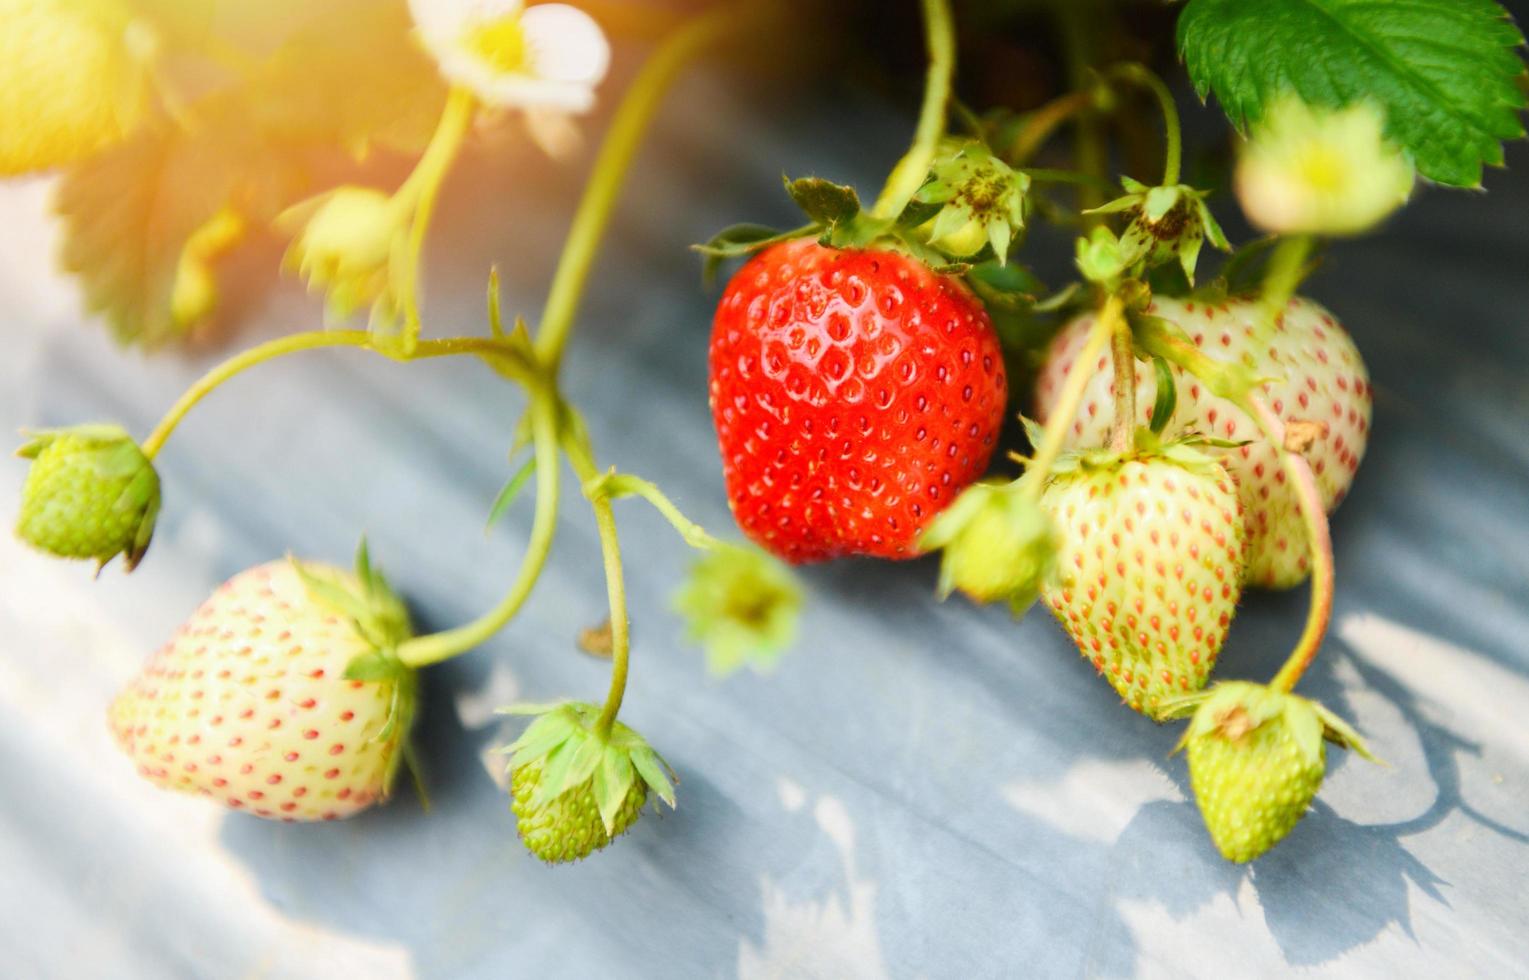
top-left (16, 424), bottom-right (161, 571)
top-left (918, 481), bottom-right (1056, 615)
top-left (500, 702), bottom-right (676, 865)
top-left (915, 141), bottom-right (1030, 262)
top-left (278, 186), bottom-right (407, 322)
top-left (1169, 681), bottom-right (1376, 862)
top-left (673, 544), bottom-right (801, 676)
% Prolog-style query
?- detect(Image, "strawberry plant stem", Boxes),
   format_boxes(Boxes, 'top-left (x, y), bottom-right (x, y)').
top-left (1005, 91), bottom-right (1096, 166)
top-left (1057, 2), bottom-right (1107, 215)
top-left (536, 4), bottom-right (759, 369)
top-left (563, 436), bottom-right (632, 737)
top-left (591, 474), bottom-right (724, 552)
top-left (1106, 64), bottom-right (1182, 187)
top-left (140, 330), bottom-right (532, 459)
top-left (396, 388), bottom-right (563, 668)
top-left (1108, 313), bottom-right (1137, 453)
top-left (1258, 234), bottom-right (1315, 334)
top-left (395, 87), bottom-right (477, 346)
top-left (1020, 293), bottom-right (1124, 497)
top-left (870, 0), bottom-right (955, 220)
top-left (1252, 397), bottom-right (1336, 693)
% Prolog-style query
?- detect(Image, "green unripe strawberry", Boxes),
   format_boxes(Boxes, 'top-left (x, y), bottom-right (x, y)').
top-left (1038, 438), bottom-right (1246, 717)
top-left (1170, 681), bottom-right (1375, 862)
top-left (502, 701), bottom-right (676, 865)
top-left (16, 424), bottom-right (160, 571)
top-left (511, 755), bottom-right (647, 863)
top-left (918, 480), bottom-right (1057, 615)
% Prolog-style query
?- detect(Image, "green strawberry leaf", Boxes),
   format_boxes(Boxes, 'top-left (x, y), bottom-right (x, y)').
top-left (692, 223), bottom-right (816, 283)
top-left (1178, 0), bottom-right (1528, 186)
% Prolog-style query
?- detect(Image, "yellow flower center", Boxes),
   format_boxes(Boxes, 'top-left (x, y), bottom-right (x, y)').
top-left (467, 16), bottom-right (529, 75)
top-left (1294, 145), bottom-right (1350, 194)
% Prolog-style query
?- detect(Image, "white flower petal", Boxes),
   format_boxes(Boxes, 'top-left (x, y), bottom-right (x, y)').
top-left (521, 4), bottom-right (610, 86)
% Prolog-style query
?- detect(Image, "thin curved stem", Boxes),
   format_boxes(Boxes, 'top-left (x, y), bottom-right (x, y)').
top-left (564, 440), bottom-right (631, 737)
top-left (397, 87), bottom-right (477, 342)
top-left (537, 4), bottom-right (758, 368)
top-left (396, 389), bottom-right (562, 668)
top-left (1250, 397), bottom-right (1335, 693)
top-left (140, 331), bottom-right (531, 459)
top-left (1020, 294), bottom-right (1123, 498)
top-left (870, 0), bottom-right (955, 220)
top-left (591, 473), bottom-right (724, 552)
top-left (1005, 90), bottom-right (1096, 166)
top-left (141, 331), bottom-right (374, 458)
top-left (1107, 63), bottom-right (1182, 186)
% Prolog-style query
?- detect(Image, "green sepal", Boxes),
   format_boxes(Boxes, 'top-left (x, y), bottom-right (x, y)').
top-left (291, 538), bottom-right (412, 651)
top-left (691, 222), bottom-right (817, 283)
top-left (344, 648), bottom-right (405, 682)
top-left (1129, 311), bottom-right (1277, 408)
top-left (1149, 355), bottom-right (1177, 435)
top-left (534, 732), bottom-right (605, 809)
top-left (629, 744), bottom-right (677, 809)
top-left (784, 175), bottom-right (862, 227)
top-left (486, 456), bottom-right (537, 531)
top-left (1312, 700), bottom-right (1381, 764)
top-left (918, 479), bottom-right (1057, 616)
top-left (592, 744), bottom-right (639, 834)
top-left (500, 701), bottom-right (678, 816)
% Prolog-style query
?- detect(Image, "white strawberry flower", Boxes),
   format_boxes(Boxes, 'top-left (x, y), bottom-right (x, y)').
top-left (409, 0), bottom-right (610, 114)
top-left (1235, 96), bottom-right (1414, 237)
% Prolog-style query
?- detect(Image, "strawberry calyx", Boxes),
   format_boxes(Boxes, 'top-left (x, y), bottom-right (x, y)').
top-left (1024, 416), bottom-right (1240, 479)
top-left (291, 540), bottom-right (421, 799)
top-left (1161, 681), bottom-right (1378, 763)
top-left (499, 700), bottom-right (676, 861)
top-left (917, 479), bottom-right (1057, 615)
top-left (1086, 177), bottom-right (1230, 285)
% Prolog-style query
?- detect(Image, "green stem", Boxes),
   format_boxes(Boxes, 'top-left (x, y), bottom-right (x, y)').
top-left (1019, 294), bottom-right (1123, 499)
top-left (564, 439), bottom-right (631, 737)
top-left (396, 86), bottom-right (477, 343)
top-left (1107, 64), bottom-right (1181, 186)
top-left (1259, 233), bottom-right (1315, 332)
top-left (139, 330), bottom-right (531, 459)
top-left (1057, 2), bottom-right (1107, 215)
top-left (591, 473), bottom-right (724, 552)
top-left (141, 331), bottom-right (374, 458)
top-left (1005, 90), bottom-right (1095, 166)
top-left (1252, 398), bottom-right (1335, 693)
top-left (1108, 311), bottom-right (1137, 452)
top-left (870, 0), bottom-right (956, 220)
top-left (395, 388), bottom-right (563, 668)
top-left (537, 5), bottom-right (756, 368)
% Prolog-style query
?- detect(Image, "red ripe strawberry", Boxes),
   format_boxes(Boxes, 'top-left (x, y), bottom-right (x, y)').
top-left (1035, 295), bottom-right (1370, 588)
top-left (709, 239), bottom-right (1007, 562)
top-left (1039, 443), bottom-right (1246, 717)
top-left (109, 556), bottom-right (417, 822)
